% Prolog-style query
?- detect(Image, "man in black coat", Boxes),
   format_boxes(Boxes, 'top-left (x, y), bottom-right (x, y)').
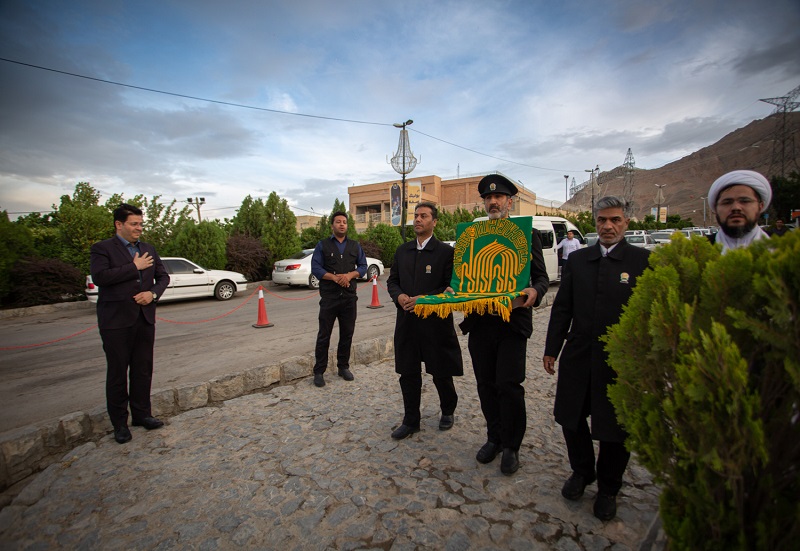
top-left (543, 195), bottom-right (651, 521)
top-left (90, 203), bottom-right (171, 444)
top-left (459, 174), bottom-right (550, 476)
top-left (387, 202), bottom-right (464, 440)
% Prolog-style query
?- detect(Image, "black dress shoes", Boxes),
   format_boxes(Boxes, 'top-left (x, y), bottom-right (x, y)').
top-left (338, 368), bottom-right (354, 381)
top-left (500, 448), bottom-right (519, 475)
top-left (438, 415), bottom-right (454, 431)
top-left (132, 417), bottom-right (164, 430)
top-left (475, 441), bottom-right (501, 464)
top-left (561, 472), bottom-right (597, 501)
top-left (114, 425), bottom-right (132, 444)
top-left (314, 373), bottom-right (326, 387)
top-left (391, 424), bottom-right (420, 440)
top-left (593, 492), bottom-right (617, 521)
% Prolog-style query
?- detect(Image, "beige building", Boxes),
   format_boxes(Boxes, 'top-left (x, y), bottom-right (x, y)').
top-left (348, 172), bottom-right (568, 233)
top-left (295, 214), bottom-right (323, 233)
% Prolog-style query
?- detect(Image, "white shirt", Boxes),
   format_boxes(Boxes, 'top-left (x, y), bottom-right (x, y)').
top-left (556, 237), bottom-right (581, 259)
top-left (416, 235), bottom-right (433, 250)
top-left (600, 242), bottom-right (619, 257)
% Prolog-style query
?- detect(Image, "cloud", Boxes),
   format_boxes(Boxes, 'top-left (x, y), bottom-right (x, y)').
top-left (1, 0), bottom-right (799, 218)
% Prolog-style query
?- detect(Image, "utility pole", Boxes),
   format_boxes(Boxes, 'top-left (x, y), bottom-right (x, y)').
top-left (622, 148), bottom-right (635, 212)
top-left (700, 196), bottom-right (707, 227)
top-left (654, 185), bottom-right (666, 229)
top-left (187, 197), bottom-right (205, 223)
top-left (584, 165), bottom-right (598, 215)
top-left (760, 84), bottom-right (800, 178)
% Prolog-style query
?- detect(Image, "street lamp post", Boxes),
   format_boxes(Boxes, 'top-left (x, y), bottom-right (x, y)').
top-left (390, 120), bottom-right (417, 240)
top-left (563, 174), bottom-right (569, 203)
top-left (187, 197), bottom-right (205, 223)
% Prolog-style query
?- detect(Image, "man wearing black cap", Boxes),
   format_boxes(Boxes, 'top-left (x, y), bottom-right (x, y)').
top-left (460, 173), bottom-right (549, 475)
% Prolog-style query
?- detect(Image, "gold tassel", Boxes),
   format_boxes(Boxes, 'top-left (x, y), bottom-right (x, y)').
top-left (414, 296), bottom-right (514, 322)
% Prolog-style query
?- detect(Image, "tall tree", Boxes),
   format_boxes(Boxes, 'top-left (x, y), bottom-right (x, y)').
top-left (329, 198), bottom-right (358, 239)
top-left (770, 171), bottom-right (800, 223)
top-left (140, 195), bottom-right (194, 251)
top-left (56, 182), bottom-right (113, 273)
top-left (262, 192), bottom-right (300, 263)
top-left (0, 211), bottom-right (35, 303)
top-left (163, 220), bottom-right (228, 269)
top-left (15, 212), bottom-right (61, 259)
top-left (230, 195), bottom-right (268, 238)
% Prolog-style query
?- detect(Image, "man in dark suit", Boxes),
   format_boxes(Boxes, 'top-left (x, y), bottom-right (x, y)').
top-left (459, 174), bottom-right (550, 475)
top-left (387, 202), bottom-right (463, 440)
top-left (543, 195), bottom-right (651, 521)
top-left (91, 203), bottom-right (170, 444)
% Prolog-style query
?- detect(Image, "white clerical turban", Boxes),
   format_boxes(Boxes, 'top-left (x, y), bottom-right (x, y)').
top-left (708, 170), bottom-right (772, 214)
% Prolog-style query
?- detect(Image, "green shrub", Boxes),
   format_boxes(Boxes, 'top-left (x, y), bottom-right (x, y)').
top-left (8, 257), bottom-right (84, 307)
top-left (163, 221), bottom-right (228, 269)
top-left (604, 232), bottom-right (800, 550)
top-left (225, 234), bottom-right (268, 281)
top-left (362, 223), bottom-right (403, 268)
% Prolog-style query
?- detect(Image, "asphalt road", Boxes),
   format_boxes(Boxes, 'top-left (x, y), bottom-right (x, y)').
top-left (0, 278), bottom-right (399, 434)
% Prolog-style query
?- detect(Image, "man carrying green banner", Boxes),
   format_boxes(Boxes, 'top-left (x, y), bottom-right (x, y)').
top-left (417, 173), bottom-right (548, 475)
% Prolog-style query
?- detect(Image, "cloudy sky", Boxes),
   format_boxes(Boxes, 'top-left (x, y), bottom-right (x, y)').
top-left (1, 0), bottom-right (798, 221)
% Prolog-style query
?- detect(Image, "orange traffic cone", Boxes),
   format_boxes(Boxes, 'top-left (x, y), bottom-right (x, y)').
top-left (366, 275), bottom-right (384, 309)
top-left (252, 286), bottom-right (274, 328)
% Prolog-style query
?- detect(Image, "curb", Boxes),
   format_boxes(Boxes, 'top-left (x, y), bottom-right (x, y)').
top-left (0, 334), bottom-right (394, 493)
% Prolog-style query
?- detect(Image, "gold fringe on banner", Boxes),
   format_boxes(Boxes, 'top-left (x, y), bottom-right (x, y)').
top-left (414, 293), bottom-right (524, 323)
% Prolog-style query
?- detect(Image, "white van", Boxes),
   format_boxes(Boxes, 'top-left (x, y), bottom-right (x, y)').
top-left (472, 215), bottom-right (585, 283)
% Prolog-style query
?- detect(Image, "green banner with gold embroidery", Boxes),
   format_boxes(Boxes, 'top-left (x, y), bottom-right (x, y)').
top-left (414, 217), bottom-right (532, 322)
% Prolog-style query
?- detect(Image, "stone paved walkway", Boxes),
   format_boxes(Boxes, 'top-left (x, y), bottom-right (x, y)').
top-left (0, 308), bottom-right (660, 550)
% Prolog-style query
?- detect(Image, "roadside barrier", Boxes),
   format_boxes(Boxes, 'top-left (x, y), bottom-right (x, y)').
top-left (252, 286), bottom-right (274, 328)
top-left (0, 325), bottom-right (99, 351)
top-left (366, 275), bottom-right (384, 309)
top-left (156, 286), bottom-right (259, 324)
top-left (1, 278), bottom-right (391, 350)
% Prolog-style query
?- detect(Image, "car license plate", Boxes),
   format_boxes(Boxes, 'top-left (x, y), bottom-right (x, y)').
top-left (276, 266), bottom-right (285, 272)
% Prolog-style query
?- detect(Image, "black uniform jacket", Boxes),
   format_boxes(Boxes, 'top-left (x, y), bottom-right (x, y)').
top-left (387, 236), bottom-right (464, 377)
top-left (90, 236), bottom-right (170, 330)
top-left (459, 227), bottom-right (550, 339)
top-left (544, 238), bottom-right (650, 442)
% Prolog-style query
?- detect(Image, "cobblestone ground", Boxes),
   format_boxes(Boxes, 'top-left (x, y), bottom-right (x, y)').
top-left (0, 309), bottom-right (660, 550)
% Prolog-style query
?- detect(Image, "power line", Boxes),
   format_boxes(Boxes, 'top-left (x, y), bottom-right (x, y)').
top-left (0, 56), bottom-right (785, 197)
top-left (0, 57), bottom-right (390, 127)
top-left (0, 56), bottom-right (575, 173)
top-left (409, 128), bottom-right (573, 173)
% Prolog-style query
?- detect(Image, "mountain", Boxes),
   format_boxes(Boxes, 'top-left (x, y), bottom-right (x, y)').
top-left (564, 112), bottom-right (800, 226)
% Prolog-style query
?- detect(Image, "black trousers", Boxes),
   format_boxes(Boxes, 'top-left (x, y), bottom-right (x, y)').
top-left (99, 310), bottom-right (156, 428)
top-left (561, 393), bottom-right (631, 495)
top-left (399, 373), bottom-right (457, 428)
top-left (313, 295), bottom-right (357, 374)
top-left (467, 318), bottom-right (528, 451)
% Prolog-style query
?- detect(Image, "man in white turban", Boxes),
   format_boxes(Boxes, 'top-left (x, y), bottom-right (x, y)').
top-left (708, 170), bottom-right (772, 253)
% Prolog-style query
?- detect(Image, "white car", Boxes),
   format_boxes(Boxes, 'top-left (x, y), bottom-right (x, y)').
top-left (85, 257), bottom-right (248, 303)
top-left (626, 234), bottom-right (657, 250)
top-left (650, 231), bottom-right (673, 244)
top-left (272, 249), bottom-right (384, 289)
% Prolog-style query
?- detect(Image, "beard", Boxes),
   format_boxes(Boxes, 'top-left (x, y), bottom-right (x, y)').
top-left (717, 214), bottom-right (757, 238)
top-left (486, 205), bottom-right (508, 220)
